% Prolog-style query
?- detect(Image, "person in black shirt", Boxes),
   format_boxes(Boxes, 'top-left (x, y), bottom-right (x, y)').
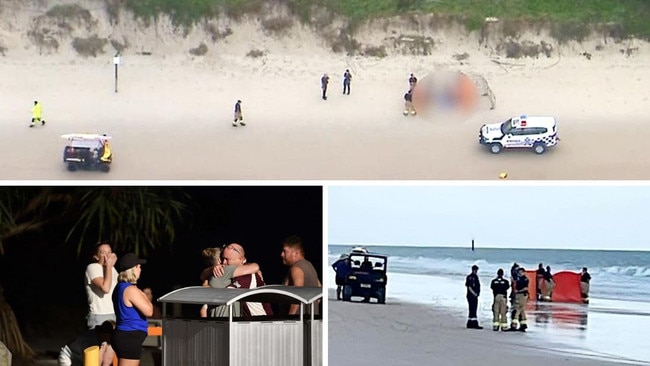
top-left (542, 265), bottom-right (554, 301)
top-left (509, 262), bottom-right (519, 320)
top-left (580, 267), bottom-right (591, 303)
top-left (321, 74), bottom-right (330, 100)
top-left (490, 268), bottom-right (510, 331)
top-left (343, 69), bottom-right (352, 95)
top-left (465, 265), bottom-right (483, 329)
top-left (332, 254), bottom-right (351, 300)
top-left (507, 267), bottom-right (529, 332)
top-left (233, 100), bottom-right (245, 127)
top-left (536, 263), bottom-right (545, 301)
top-left (408, 73), bottom-right (418, 91)
top-left (403, 90), bottom-right (415, 116)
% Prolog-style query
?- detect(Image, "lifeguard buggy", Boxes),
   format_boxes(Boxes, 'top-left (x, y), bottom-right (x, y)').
top-left (61, 133), bottom-right (112, 172)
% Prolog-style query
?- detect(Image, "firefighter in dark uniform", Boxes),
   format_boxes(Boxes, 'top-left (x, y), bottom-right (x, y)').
top-left (509, 262), bottom-right (520, 321)
top-left (465, 265), bottom-right (483, 329)
top-left (490, 268), bottom-right (510, 331)
top-left (508, 267), bottom-right (529, 332)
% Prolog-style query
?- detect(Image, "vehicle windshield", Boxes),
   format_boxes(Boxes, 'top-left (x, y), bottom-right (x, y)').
top-left (349, 254), bottom-right (387, 271)
top-left (500, 119), bottom-right (513, 134)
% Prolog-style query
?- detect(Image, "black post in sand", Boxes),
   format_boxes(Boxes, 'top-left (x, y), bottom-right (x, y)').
top-left (113, 52), bottom-right (120, 93)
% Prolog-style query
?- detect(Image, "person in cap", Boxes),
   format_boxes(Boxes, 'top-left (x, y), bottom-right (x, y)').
top-left (331, 253), bottom-right (351, 300)
top-left (490, 268), bottom-right (510, 331)
top-left (111, 253), bottom-right (153, 365)
top-left (506, 266), bottom-right (529, 332)
top-left (465, 264), bottom-right (483, 329)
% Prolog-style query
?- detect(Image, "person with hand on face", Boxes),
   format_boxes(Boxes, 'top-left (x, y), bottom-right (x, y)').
top-left (281, 235), bottom-right (322, 315)
top-left (85, 242), bottom-right (118, 329)
top-left (111, 253), bottom-right (153, 366)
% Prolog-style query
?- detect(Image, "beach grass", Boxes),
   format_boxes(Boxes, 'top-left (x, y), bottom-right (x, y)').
top-left (120, 0), bottom-right (650, 39)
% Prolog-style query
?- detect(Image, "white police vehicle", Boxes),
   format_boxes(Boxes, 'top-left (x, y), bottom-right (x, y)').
top-left (479, 115), bottom-right (558, 154)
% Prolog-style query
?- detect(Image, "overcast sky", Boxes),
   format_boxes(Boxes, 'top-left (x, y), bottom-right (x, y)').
top-left (328, 185), bottom-right (650, 251)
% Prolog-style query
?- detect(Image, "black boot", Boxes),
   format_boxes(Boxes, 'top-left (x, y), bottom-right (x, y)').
top-left (518, 324), bottom-right (527, 332)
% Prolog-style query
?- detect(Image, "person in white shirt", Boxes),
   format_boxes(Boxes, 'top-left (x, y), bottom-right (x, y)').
top-left (85, 242), bottom-right (118, 329)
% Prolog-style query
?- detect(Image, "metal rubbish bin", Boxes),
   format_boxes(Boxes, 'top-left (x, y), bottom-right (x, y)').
top-left (157, 285), bottom-right (322, 366)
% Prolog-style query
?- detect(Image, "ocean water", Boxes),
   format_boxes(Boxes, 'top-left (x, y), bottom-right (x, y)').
top-left (328, 244), bottom-right (650, 364)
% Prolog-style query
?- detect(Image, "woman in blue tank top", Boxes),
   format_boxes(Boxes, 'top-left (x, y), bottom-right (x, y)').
top-left (111, 253), bottom-right (153, 365)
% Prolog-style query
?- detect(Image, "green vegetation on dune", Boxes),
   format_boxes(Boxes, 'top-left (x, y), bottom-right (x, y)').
top-left (122, 0), bottom-right (650, 39)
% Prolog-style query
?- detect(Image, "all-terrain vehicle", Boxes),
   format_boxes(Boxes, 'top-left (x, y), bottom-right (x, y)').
top-left (342, 252), bottom-right (388, 304)
top-left (61, 133), bottom-right (112, 172)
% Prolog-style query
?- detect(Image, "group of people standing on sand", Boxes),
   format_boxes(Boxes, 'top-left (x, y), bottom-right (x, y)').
top-left (465, 263), bottom-right (592, 333)
top-left (320, 69), bottom-right (353, 100)
top-left (61, 236), bottom-right (321, 366)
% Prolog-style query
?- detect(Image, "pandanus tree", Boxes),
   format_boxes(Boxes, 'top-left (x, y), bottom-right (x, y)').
top-left (0, 187), bottom-right (189, 365)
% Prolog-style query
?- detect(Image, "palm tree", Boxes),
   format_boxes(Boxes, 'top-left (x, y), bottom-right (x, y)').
top-left (0, 187), bottom-right (189, 364)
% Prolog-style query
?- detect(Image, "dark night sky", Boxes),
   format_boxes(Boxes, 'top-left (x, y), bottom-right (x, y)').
top-left (0, 185), bottom-right (322, 337)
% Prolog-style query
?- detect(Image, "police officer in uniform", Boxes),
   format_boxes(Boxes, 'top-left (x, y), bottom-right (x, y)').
top-left (508, 267), bottom-right (529, 332)
top-left (490, 268), bottom-right (510, 331)
top-left (331, 254), bottom-right (351, 300)
top-left (465, 265), bottom-right (483, 329)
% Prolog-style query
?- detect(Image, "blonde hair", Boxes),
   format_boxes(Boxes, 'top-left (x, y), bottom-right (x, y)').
top-left (202, 247), bottom-right (222, 266)
top-left (118, 267), bottom-right (139, 284)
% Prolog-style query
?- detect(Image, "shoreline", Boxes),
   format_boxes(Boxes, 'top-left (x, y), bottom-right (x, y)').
top-left (327, 289), bottom-right (647, 365)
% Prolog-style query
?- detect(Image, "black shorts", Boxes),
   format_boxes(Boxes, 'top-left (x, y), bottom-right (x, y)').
top-left (111, 329), bottom-right (147, 360)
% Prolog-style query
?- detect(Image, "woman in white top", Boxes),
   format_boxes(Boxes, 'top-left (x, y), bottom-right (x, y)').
top-left (85, 242), bottom-right (118, 329)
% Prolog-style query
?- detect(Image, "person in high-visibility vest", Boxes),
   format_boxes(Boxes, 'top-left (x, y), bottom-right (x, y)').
top-left (30, 100), bottom-right (45, 127)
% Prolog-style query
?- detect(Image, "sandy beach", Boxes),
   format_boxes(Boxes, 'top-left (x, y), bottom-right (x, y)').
top-left (327, 289), bottom-right (647, 366)
top-left (2, 8), bottom-right (650, 180)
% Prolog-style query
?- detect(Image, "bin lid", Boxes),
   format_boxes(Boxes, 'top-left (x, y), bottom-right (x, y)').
top-left (158, 285), bottom-right (323, 306)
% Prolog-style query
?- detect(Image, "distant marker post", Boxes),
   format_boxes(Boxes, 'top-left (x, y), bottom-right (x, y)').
top-left (113, 52), bottom-right (120, 93)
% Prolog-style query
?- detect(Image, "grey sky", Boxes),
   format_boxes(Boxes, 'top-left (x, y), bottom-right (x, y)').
top-left (328, 185), bottom-right (650, 250)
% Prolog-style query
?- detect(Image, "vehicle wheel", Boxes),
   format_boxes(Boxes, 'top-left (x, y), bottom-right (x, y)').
top-left (100, 164), bottom-right (110, 172)
top-left (533, 142), bottom-right (546, 154)
top-left (490, 143), bottom-right (502, 154)
top-left (377, 287), bottom-right (386, 304)
top-left (67, 164), bottom-right (77, 172)
top-left (342, 286), bottom-right (352, 302)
